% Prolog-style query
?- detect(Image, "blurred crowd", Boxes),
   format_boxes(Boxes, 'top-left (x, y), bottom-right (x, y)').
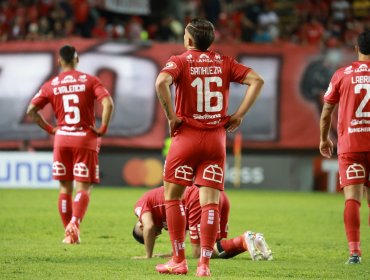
top-left (1, 0), bottom-right (370, 48)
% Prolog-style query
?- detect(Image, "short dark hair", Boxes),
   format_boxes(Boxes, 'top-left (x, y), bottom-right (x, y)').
top-left (59, 45), bottom-right (77, 64)
top-left (357, 31), bottom-right (370, 55)
top-left (186, 18), bottom-right (215, 51)
top-left (132, 225), bottom-right (144, 244)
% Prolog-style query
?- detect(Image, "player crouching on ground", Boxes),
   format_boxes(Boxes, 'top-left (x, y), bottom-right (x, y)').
top-left (27, 45), bottom-right (114, 244)
top-left (132, 185), bottom-right (273, 261)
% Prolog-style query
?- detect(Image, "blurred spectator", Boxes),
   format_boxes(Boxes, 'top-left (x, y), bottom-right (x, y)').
top-left (257, 3), bottom-right (279, 42)
top-left (352, 0), bottom-right (370, 20)
top-left (299, 16), bottom-right (324, 46)
top-left (331, 0), bottom-right (351, 23)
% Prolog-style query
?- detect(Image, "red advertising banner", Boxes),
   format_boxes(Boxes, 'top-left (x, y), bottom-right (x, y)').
top-left (0, 39), bottom-right (356, 150)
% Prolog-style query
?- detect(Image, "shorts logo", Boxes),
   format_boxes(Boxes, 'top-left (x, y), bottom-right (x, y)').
top-left (203, 164), bottom-right (223, 183)
top-left (73, 162), bottom-right (89, 178)
top-left (53, 161), bottom-right (66, 176)
top-left (95, 164), bottom-right (99, 180)
top-left (175, 165), bottom-right (193, 181)
top-left (346, 163), bottom-right (365, 179)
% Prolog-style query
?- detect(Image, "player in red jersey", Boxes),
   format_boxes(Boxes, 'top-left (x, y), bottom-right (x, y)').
top-left (27, 45), bottom-right (114, 244)
top-left (155, 18), bottom-right (264, 276)
top-left (320, 31), bottom-right (370, 264)
top-left (132, 186), bottom-right (272, 261)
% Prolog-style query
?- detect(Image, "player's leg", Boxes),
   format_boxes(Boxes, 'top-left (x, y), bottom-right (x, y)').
top-left (343, 184), bottom-right (363, 264)
top-left (365, 186), bottom-right (370, 227)
top-left (53, 147), bottom-right (74, 230)
top-left (71, 181), bottom-right (93, 228)
top-left (197, 186), bottom-right (220, 276)
top-left (155, 182), bottom-right (188, 274)
top-left (58, 180), bottom-right (73, 228)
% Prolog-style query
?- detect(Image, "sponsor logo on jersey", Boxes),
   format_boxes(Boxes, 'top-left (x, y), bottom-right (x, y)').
top-left (53, 161), bottom-right (66, 176)
top-left (78, 74), bottom-right (87, 83)
top-left (186, 54), bottom-right (194, 63)
top-left (350, 119), bottom-right (370, 126)
top-left (346, 163), bottom-right (365, 179)
top-left (73, 162), bottom-right (89, 177)
top-left (51, 77), bottom-right (60, 86)
top-left (203, 164), bottom-right (223, 183)
top-left (324, 83), bottom-right (332, 97)
top-left (355, 64), bottom-right (370, 73)
top-left (163, 61), bottom-right (177, 70)
top-left (175, 165), bottom-right (193, 181)
top-left (197, 53), bottom-right (213, 63)
top-left (214, 54), bottom-right (222, 63)
top-left (61, 75), bottom-right (77, 84)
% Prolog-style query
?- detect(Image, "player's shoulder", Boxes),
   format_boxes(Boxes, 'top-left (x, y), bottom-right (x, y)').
top-left (335, 61), bottom-right (370, 77)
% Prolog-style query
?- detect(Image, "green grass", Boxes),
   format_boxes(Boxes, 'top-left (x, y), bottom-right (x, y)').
top-left (0, 187), bottom-right (369, 279)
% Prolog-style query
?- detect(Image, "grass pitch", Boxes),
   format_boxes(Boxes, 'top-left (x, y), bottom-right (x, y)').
top-left (0, 187), bottom-right (369, 279)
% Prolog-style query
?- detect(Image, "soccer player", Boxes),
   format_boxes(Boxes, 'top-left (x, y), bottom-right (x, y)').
top-left (133, 186), bottom-right (272, 261)
top-left (319, 31), bottom-right (370, 264)
top-left (155, 17), bottom-right (264, 276)
top-left (27, 45), bottom-right (114, 244)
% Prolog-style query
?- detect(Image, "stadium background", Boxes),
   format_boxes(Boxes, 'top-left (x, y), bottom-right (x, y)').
top-left (1, 0), bottom-right (369, 192)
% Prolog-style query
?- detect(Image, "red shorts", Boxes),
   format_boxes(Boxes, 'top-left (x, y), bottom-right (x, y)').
top-left (53, 147), bottom-right (99, 184)
top-left (338, 152), bottom-right (370, 188)
top-left (164, 124), bottom-right (226, 190)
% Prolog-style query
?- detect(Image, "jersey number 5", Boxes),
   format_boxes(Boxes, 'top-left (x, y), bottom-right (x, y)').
top-left (62, 94), bottom-right (81, 124)
top-left (355, 84), bottom-right (370, 118)
top-left (191, 77), bottom-right (223, 113)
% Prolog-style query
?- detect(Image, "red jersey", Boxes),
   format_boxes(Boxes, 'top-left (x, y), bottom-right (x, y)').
top-left (324, 61), bottom-right (370, 154)
top-left (31, 70), bottom-right (110, 151)
top-left (161, 50), bottom-right (251, 129)
top-left (134, 185), bottom-right (230, 242)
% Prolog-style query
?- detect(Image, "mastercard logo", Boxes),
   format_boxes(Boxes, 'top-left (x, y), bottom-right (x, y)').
top-left (122, 158), bottom-right (163, 187)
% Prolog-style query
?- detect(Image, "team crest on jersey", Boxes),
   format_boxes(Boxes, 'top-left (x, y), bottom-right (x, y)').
top-left (324, 83), bottom-right (332, 97)
top-left (61, 75), bottom-right (76, 84)
top-left (203, 164), bottom-right (223, 183)
top-left (175, 165), bottom-right (193, 181)
top-left (214, 54), bottom-right (222, 63)
top-left (346, 163), bottom-right (365, 179)
top-left (163, 61), bottom-right (177, 70)
top-left (51, 77), bottom-right (60, 86)
top-left (78, 74), bottom-right (87, 83)
top-left (344, 66), bottom-right (353, 74)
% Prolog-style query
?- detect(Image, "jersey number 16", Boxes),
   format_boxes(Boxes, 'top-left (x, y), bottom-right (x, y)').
top-left (191, 77), bottom-right (223, 113)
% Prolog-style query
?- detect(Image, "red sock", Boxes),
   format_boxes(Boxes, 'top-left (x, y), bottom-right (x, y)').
top-left (219, 236), bottom-right (246, 258)
top-left (71, 191), bottom-right (90, 227)
top-left (58, 193), bottom-right (72, 228)
top-left (165, 200), bottom-right (186, 263)
top-left (199, 203), bottom-right (219, 266)
top-left (344, 199), bottom-right (361, 255)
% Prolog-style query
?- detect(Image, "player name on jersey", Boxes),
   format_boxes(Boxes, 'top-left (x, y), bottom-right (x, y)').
top-left (53, 84), bottom-right (86, 95)
top-left (190, 66), bottom-right (222, 75)
top-left (351, 76), bottom-right (370, 84)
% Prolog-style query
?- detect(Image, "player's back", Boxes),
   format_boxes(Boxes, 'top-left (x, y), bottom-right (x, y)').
top-left (326, 61), bottom-right (370, 153)
top-left (166, 50), bottom-right (250, 129)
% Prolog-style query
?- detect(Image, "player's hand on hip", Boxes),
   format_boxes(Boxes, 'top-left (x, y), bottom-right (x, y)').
top-left (90, 124), bottom-right (108, 137)
top-left (319, 138), bottom-right (334, 158)
top-left (225, 115), bottom-right (242, 133)
top-left (168, 117), bottom-right (183, 137)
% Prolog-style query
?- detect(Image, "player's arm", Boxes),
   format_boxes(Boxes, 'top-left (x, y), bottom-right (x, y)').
top-left (91, 96), bottom-right (114, 137)
top-left (26, 103), bottom-right (56, 135)
top-left (141, 212), bottom-right (158, 258)
top-left (225, 70), bottom-right (264, 133)
top-left (319, 102), bottom-right (336, 158)
top-left (155, 72), bottom-right (182, 136)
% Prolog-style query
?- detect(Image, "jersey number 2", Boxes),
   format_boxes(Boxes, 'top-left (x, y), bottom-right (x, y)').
top-left (191, 77), bottom-right (223, 113)
top-left (62, 94), bottom-right (80, 124)
top-left (355, 84), bottom-right (370, 118)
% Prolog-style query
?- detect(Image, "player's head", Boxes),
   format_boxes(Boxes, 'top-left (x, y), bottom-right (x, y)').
top-left (58, 45), bottom-right (79, 68)
top-left (132, 221), bottom-right (145, 244)
top-left (185, 18), bottom-right (215, 51)
top-left (357, 31), bottom-right (370, 56)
